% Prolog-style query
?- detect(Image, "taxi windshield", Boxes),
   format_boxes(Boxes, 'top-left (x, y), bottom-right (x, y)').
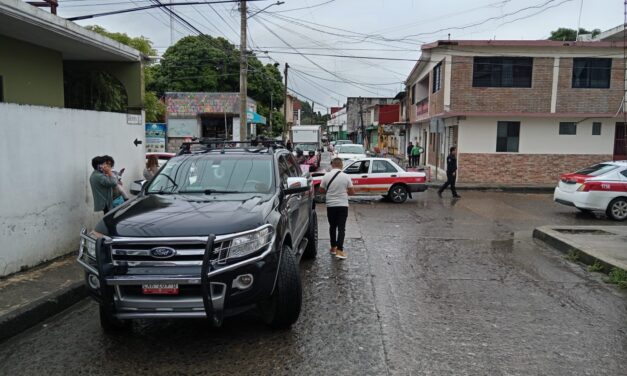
top-left (147, 156), bottom-right (274, 194)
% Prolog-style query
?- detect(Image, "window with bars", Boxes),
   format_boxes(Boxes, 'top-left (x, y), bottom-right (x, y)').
top-left (432, 63), bottom-right (442, 93)
top-left (411, 84), bottom-right (416, 104)
top-left (473, 57), bottom-right (533, 88)
top-left (559, 122), bottom-right (577, 135)
top-left (592, 122), bottom-right (602, 136)
top-left (496, 121), bottom-right (520, 152)
top-left (572, 58), bottom-right (611, 89)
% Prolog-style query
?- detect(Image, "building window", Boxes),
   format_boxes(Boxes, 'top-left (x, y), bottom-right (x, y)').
top-left (559, 122), bottom-right (577, 135)
top-left (473, 57), bottom-right (533, 88)
top-left (572, 58), bottom-right (611, 88)
top-left (592, 122), bottom-right (602, 135)
top-left (432, 63), bottom-right (442, 93)
top-left (496, 121), bottom-right (520, 152)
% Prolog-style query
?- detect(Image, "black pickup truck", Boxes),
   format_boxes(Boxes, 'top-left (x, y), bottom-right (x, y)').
top-left (78, 141), bottom-right (317, 331)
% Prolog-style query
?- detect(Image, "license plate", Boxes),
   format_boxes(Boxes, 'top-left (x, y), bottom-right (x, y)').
top-left (142, 283), bottom-right (179, 295)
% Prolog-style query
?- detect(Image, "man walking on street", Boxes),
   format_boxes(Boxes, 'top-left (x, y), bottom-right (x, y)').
top-left (319, 157), bottom-right (355, 260)
top-left (438, 146), bottom-right (461, 199)
top-left (406, 142), bottom-right (413, 167)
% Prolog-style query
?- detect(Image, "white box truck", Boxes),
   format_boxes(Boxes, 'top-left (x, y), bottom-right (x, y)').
top-left (292, 125), bottom-right (322, 146)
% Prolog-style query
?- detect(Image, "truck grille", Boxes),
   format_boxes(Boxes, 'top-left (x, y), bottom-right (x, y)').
top-left (111, 239), bottom-right (232, 267)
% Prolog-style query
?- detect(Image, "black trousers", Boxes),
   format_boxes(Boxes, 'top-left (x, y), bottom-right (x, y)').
top-left (327, 206), bottom-right (348, 250)
top-left (438, 173), bottom-right (458, 196)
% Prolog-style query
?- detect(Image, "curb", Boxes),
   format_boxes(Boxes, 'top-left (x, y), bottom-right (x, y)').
top-left (532, 228), bottom-right (618, 273)
top-left (0, 282), bottom-right (86, 343)
top-left (426, 183), bottom-right (554, 193)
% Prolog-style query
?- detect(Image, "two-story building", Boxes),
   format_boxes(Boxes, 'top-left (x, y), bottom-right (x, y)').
top-left (0, 0), bottom-right (146, 276)
top-left (405, 39), bottom-right (625, 184)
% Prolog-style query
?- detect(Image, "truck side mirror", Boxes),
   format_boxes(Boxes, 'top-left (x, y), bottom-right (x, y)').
top-left (130, 180), bottom-right (145, 195)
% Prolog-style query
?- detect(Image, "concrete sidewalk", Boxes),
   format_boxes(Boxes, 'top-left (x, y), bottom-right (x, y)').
top-left (0, 253), bottom-right (85, 343)
top-left (533, 225), bottom-right (627, 272)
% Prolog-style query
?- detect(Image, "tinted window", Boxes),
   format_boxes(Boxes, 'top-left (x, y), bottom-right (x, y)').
top-left (575, 163), bottom-right (618, 176)
top-left (572, 58), bottom-right (611, 88)
top-left (372, 160), bottom-right (398, 173)
top-left (473, 57), bottom-right (533, 88)
top-left (286, 154), bottom-right (301, 177)
top-left (559, 122), bottom-right (577, 135)
top-left (277, 155), bottom-right (290, 187)
top-left (147, 156), bottom-right (274, 194)
top-left (345, 160), bottom-right (369, 174)
top-left (621, 170), bottom-right (627, 178)
top-left (496, 121), bottom-right (520, 152)
top-left (592, 122), bottom-right (602, 136)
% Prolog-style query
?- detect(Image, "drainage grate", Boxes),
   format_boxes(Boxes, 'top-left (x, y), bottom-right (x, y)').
top-left (554, 229), bottom-right (615, 235)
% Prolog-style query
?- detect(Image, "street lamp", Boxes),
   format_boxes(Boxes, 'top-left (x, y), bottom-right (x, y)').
top-left (247, 1), bottom-right (284, 19)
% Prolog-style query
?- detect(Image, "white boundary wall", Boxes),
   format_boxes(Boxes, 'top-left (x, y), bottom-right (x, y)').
top-left (0, 103), bottom-right (145, 277)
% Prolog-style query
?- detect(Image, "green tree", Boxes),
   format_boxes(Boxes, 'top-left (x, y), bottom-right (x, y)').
top-left (548, 27), bottom-right (601, 41)
top-left (149, 35), bottom-right (284, 112)
top-left (85, 25), bottom-right (165, 121)
top-left (85, 25), bottom-right (156, 56)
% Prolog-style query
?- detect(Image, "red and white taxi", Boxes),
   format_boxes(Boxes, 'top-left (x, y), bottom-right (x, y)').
top-left (313, 158), bottom-right (427, 203)
top-left (553, 161), bottom-right (627, 221)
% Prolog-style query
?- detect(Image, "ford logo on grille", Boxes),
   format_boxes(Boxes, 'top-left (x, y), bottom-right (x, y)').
top-left (150, 247), bottom-right (176, 259)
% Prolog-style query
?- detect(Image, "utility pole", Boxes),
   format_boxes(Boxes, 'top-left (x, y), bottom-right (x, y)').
top-left (359, 97), bottom-right (365, 146)
top-left (283, 62), bottom-right (289, 141)
top-left (269, 93), bottom-right (273, 135)
top-left (239, 0), bottom-right (248, 141)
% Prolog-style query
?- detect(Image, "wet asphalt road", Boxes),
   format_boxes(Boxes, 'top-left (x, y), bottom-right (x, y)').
top-left (1, 190), bottom-right (626, 374)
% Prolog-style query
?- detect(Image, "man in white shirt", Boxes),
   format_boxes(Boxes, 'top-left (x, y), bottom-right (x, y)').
top-left (319, 158), bottom-right (355, 259)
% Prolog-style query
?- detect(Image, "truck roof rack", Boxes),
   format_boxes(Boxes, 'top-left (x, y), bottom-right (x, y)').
top-left (177, 138), bottom-right (287, 155)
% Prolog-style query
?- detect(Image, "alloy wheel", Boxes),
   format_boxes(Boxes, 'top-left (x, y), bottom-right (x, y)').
top-left (611, 200), bottom-right (627, 220)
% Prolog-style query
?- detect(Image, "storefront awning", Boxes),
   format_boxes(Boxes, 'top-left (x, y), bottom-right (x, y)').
top-left (246, 110), bottom-right (266, 125)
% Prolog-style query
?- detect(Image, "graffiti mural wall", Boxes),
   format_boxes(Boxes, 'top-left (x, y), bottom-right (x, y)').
top-left (166, 92), bottom-right (256, 117)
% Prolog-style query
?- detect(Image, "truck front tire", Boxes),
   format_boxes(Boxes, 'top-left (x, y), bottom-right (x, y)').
top-left (262, 246), bottom-right (302, 329)
top-left (99, 305), bottom-right (131, 332)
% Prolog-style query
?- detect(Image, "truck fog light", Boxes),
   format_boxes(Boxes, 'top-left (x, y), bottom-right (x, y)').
top-left (87, 274), bottom-right (100, 290)
top-left (232, 274), bottom-right (254, 290)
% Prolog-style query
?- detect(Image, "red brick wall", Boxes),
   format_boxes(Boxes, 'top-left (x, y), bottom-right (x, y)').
top-left (458, 153), bottom-right (613, 184)
top-left (556, 58), bottom-right (624, 113)
top-left (450, 56), bottom-right (553, 113)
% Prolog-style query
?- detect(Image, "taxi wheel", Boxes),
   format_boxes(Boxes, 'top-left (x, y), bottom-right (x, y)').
top-left (389, 185), bottom-right (408, 203)
top-left (606, 197), bottom-right (627, 221)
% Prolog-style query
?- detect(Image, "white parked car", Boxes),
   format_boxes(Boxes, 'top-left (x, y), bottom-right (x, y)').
top-left (313, 157), bottom-right (427, 203)
top-left (333, 144), bottom-right (367, 162)
top-left (553, 161), bottom-right (627, 221)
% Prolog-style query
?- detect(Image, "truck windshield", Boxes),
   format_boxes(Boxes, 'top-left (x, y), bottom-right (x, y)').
top-left (295, 143), bottom-right (318, 152)
top-left (147, 156), bottom-right (274, 194)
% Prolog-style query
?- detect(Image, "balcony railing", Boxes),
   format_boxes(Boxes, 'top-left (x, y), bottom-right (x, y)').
top-left (416, 98), bottom-right (428, 116)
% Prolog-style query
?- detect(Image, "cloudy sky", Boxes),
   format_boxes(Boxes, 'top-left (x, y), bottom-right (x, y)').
top-left (58, 0), bottom-right (623, 113)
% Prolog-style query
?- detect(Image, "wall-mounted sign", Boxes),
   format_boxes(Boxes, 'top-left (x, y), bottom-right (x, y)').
top-left (146, 123), bottom-right (166, 152)
top-left (168, 118), bottom-right (198, 138)
top-left (127, 114), bottom-right (143, 125)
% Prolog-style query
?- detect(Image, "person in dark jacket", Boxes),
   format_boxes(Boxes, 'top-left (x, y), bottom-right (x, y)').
top-left (406, 142), bottom-right (413, 167)
top-left (437, 146), bottom-right (461, 198)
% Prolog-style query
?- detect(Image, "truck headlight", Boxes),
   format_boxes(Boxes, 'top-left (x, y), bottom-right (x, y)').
top-left (80, 236), bottom-right (97, 259)
top-left (228, 226), bottom-right (274, 259)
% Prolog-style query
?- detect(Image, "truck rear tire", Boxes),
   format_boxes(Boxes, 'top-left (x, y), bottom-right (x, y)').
top-left (262, 246), bottom-right (302, 329)
top-left (99, 305), bottom-right (131, 332)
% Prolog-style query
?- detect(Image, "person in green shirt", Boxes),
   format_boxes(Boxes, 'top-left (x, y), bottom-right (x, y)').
top-left (410, 144), bottom-right (423, 167)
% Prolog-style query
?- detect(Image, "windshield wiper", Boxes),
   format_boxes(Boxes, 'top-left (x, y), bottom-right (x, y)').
top-left (177, 189), bottom-right (240, 194)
